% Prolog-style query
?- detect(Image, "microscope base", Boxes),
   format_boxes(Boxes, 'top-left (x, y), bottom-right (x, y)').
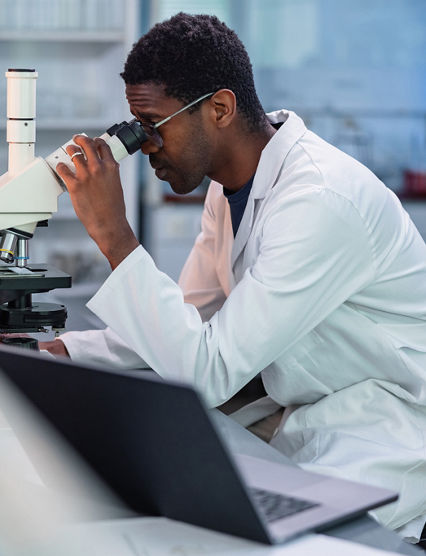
top-left (0, 301), bottom-right (67, 333)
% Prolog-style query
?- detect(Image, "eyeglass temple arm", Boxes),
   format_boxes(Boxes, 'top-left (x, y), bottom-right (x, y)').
top-left (153, 92), bottom-right (214, 129)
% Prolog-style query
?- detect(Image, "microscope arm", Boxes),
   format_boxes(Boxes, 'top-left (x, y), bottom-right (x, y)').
top-left (0, 157), bottom-right (64, 233)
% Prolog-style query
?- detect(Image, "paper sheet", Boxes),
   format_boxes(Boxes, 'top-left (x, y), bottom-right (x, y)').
top-left (56, 517), bottom-right (403, 556)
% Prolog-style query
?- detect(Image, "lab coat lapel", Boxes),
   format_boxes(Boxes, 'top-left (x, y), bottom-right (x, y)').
top-left (231, 110), bottom-right (307, 270)
top-left (231, 194), bottom-right (255, 268)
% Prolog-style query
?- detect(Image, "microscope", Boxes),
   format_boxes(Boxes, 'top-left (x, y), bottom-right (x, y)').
top-left (0, 69), bottom-right (148, 341)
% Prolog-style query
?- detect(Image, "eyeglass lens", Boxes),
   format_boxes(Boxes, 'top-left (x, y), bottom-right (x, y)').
top-left (139, 123), bottom-right (163, 148)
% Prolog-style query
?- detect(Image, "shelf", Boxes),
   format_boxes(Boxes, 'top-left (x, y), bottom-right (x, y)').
top-left (0, 119), bottom-right (110, 131)
top-left (0, 31), bottom-right (125, 43)
top-left (399, 195), bottom-right (426, 203)
top-left (38, 119), bottom-right (107, 130)
top-left (51, 212), bottom-right (77, 221)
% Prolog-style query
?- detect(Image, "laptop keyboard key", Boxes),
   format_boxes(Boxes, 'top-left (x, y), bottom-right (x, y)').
top-left (250, 487), bottom-right (319, 523)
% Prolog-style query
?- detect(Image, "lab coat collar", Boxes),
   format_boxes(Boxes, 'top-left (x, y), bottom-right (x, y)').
top-left (251, 109), bottom-right (307, 200)
top-left (231, 109), bottom-right (307, 268)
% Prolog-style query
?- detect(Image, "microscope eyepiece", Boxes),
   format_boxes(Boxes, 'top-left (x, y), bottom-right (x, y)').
top-left (106, 119), bottom-right (148, 155)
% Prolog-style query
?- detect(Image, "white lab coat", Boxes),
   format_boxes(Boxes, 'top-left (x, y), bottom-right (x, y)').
top-left (61, 110), bottom-right (426, 537)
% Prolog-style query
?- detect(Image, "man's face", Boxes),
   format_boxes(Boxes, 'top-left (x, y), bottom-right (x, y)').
top-left (126, 82), bottom-right (213, 195)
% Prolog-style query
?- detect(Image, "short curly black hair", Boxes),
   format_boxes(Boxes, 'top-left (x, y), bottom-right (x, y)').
top-left (121, 12), bottom-right (267, 132)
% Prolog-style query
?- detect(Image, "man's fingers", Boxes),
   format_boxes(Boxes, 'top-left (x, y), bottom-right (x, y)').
top-left (65, 136), bottom-right (116, 167)
top-left (72, 134), bottom-right (101, 164)
top-left (94, 137), bottom-right (115, 161)
top-left (39, 339), bottom-right (70, 357)
top-left (66, 144), bottom-right (86, 166)
top-left (56, 161), bottom-right (77, 185)
top-left (0, 333), bottom-right (30, 341)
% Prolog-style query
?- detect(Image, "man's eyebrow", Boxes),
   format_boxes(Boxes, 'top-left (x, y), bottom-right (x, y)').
top-left (132, 109), bottom-right (162, 121)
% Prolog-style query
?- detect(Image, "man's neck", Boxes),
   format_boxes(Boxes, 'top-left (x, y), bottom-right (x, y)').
top-left (209, 122), bottom-right (276, 192)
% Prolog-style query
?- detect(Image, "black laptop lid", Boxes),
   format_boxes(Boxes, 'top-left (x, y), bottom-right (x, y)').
top-left (0, 346), bottom-right (270, 543)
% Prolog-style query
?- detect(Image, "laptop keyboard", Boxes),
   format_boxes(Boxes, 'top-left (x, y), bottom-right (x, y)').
top-left (250, 487), bottom-right (319, 523)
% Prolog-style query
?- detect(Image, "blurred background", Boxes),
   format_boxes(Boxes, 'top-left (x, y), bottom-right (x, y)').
top-left (0, 0), bottom-right (425, 331)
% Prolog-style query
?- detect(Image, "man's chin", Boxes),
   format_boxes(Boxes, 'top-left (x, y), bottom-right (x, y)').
top-left (169, 181), bottom-right (199, 196)
top-left (169, 183), bottom-right (185, 195)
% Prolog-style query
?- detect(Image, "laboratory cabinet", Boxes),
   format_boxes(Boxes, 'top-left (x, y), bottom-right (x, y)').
top-left (144, 202), bottom-right (203, 282)
top-left (0, 0), bottom-right (140, 327)
top-left (402, 202), bottom-right (426, 241)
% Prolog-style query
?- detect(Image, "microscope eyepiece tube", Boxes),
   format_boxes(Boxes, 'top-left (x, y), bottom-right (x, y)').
top-left (45, 119), bottom-right (150, 179)
top-left (6, 69), bottom-right (37, 119)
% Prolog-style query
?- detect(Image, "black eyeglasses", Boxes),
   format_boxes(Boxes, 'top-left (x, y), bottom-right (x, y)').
top-left (135, 91), bottom-right (214, 148)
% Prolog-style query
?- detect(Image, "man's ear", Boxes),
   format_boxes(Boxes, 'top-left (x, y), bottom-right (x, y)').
top-left (208, 89), bottom-right (236, 129)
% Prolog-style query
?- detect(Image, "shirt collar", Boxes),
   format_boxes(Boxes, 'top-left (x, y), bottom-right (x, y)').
top-left (223, 174), bottom-right (255, 200)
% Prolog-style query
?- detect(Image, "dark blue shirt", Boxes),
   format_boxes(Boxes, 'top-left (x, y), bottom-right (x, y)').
top-left (223, 175), bottom-right (254, 237)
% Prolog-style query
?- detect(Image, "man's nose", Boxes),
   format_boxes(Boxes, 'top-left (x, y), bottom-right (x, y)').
top-left (141, 138), bottom-right (161, 155)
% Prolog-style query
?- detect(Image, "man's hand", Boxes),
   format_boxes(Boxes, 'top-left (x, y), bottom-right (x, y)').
top-left (0, 333), bottom-right (30, 341)
top-left (55, 135), bottom-right (140, 270)
top-left (0, 335), bottom-right (69, 357)
top-left (38, 338), bottom-right (70, 357)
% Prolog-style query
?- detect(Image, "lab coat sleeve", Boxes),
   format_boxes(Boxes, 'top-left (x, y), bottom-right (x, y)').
top-left (87, 188), bottom-right (375, 408)
top-left (58, 185), bottom-right (226, 368)
top-left (59, 327), bottom-right (149, 369)
top-left (178, 183), bottom-right (228, 321)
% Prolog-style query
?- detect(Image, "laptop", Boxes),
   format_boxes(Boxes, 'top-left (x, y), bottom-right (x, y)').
top-left (0, 345), bottom-right (397, 545)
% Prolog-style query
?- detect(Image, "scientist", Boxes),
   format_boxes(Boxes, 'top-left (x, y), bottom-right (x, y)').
top-left (41, 13), bottom-right (426, 546)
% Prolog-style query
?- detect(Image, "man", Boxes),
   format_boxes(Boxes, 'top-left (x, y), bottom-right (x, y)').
top-left (40, 13), bottom-right (426, 544)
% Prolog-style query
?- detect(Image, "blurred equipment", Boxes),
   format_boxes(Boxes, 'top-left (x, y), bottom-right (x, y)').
top-left (403, 170), bottom-right (426, 198)
top-left (0, 356), bottom-right (128, 556)
top-left (0, 69), bottom-right (148, 334)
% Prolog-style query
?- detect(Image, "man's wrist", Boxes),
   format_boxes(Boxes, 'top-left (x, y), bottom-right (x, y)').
top-left (102, 233), bottom-right (140, 270)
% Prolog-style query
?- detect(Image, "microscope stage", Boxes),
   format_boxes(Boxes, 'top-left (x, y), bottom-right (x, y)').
top-left (0, 264), bottom-right (71, 293)
top-left (0, 264), bottom-right (72, 330)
